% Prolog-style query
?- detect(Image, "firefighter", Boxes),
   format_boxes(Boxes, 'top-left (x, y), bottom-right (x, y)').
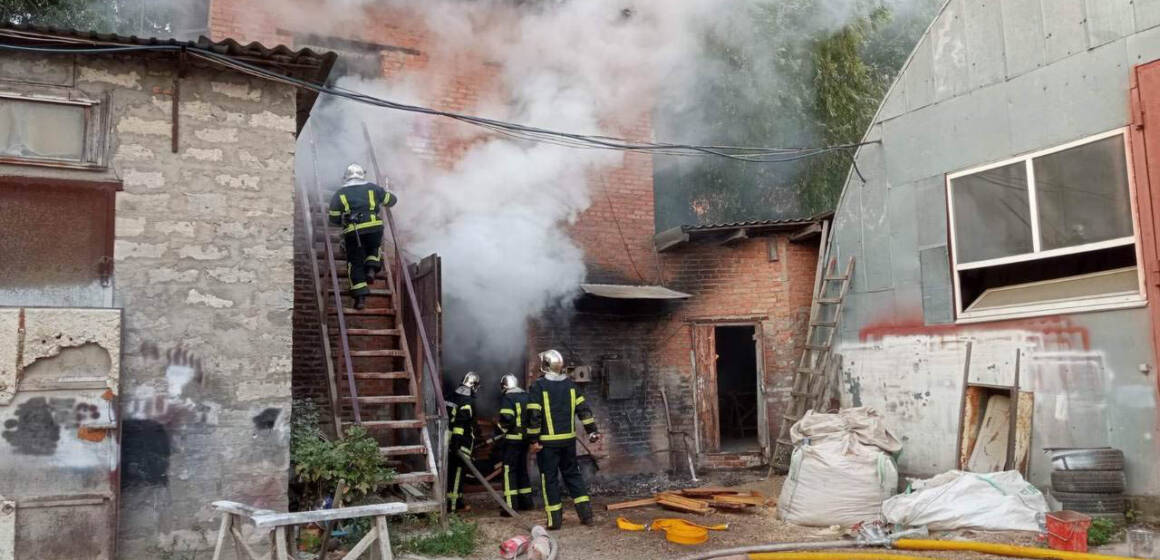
top-left (497, 373), bottom-right (534, 514)
top-left (526, 350), bottom-right (601, 529)
top-left (446, 371), bottom-right (479, 512)
top-left (327, 163), bottom-right (397, 310)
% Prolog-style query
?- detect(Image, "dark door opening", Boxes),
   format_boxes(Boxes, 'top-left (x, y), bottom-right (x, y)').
top-left (715, 325), bottom-right (759, 452)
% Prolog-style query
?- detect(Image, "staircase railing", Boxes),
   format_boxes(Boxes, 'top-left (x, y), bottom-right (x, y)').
top-left (308, 136), bottom-right (362, 425)
top-left (362, 124), bottom-right (448, 515)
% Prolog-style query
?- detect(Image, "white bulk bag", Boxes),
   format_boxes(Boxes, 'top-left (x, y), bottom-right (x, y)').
top-left (778, 408), bottom-right (901, 527)
top-left (881, 470), bottom-right (1048, 532)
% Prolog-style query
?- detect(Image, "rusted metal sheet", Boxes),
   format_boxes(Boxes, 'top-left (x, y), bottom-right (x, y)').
top-left (1129, 62), bottom-right (1160, 398)
top-left (0, 181), bottom-right (113, 307)
top-left (1014, 391), bottom-right (1035, 475)
top-left (693, 324), bottom-right (719, 453)
top-left (0, 307), bottom-right (122, 560)
top-left (958, 386), bottom-right (985, 469)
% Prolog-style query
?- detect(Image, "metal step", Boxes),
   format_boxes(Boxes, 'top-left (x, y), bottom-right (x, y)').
top-left (346, 328), bottom-right (401, 336)
top-left (358, 419), bottom-right (424, 430)
top-left (380, 445), bottom-right (428, 457)
top-left (349, 349), bottom-right (406, 358)
top-left (346, 395), bottom-right (417, 404)
top-left (352, 371), bottom-right (410, 380)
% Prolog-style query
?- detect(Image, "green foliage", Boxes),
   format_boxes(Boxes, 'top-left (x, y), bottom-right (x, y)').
top-left (290, 400), bottom-right (395, 499)
top-left (1088, 518), bottom-right (1121, 546)
top-left (396, 516), bottom-right (478, 557)
top-left (0, 0), bottom-right (208, 39)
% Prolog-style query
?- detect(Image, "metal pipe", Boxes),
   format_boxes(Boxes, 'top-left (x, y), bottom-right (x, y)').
top-left (675, 540), bottom-right (883, 560)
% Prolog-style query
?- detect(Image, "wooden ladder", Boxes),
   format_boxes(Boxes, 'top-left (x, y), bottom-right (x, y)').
top-left (299, 137), bottom-right (441, 510)
top-left (771, 256), bottom-right (854, 472)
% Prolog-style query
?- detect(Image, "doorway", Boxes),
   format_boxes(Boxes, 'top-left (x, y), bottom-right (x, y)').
top-left (715, 326), bottom-right (759, 452)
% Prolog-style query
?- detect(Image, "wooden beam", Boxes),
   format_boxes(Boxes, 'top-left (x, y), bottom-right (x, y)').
top-left (719, 228), bottom-right (748, 246)
top-left (789, 222), bottom-right (823, 243)
top-left (605, 497), bottom-right (658, 511)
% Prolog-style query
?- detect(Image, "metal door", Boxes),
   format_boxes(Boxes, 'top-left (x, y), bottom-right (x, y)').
top-left (0, 307), bottom-right (122, 559)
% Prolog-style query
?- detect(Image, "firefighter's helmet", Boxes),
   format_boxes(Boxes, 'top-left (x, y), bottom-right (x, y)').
top-left (499, 374), bottom-right (520, 393)
top-left (461, 371), bottom-right (481, 393)
top-left (538, 349), bottom-right (564, 375)
top-left (343, 163), bottom-right (366, 184)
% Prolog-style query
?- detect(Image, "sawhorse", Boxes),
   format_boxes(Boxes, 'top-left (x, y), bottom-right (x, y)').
top-left (211, 500), bottom-right (409, 560)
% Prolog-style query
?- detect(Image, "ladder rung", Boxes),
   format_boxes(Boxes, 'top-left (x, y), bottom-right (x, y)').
top-left (346, 328), bottom-right (401, 336)
top-left (331, 308), bottom-right (396, 316)
top-left (357, 419), bottom-right (424, 430)
top-left (339, 289), bottom-right (393, 296)
top-left (797, 367), bottom-right (823, 374)
top-left (824, 276), bottom-right (849, 281)
top-left (392, 472), bottom-right (436, 484)
top-left (352, 371), bottom-right (409, 380)
top-left (811, 321), bottom-right (837, 327)
top-left (815, 298), bottom-right (842, 304)
top-left (380, 445), bottom-right (428, 457)
top-left (346, 395), bottom-right (417, 404)
top-left (348, 349), bottom-right (406, 358)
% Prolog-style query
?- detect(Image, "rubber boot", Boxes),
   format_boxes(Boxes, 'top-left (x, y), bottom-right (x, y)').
top-left (577, 501), bottom-right (595, 526)
top-left (546, 509), bottom-right (563, 530)
top-left (353, 295), bottom-right (367, 310)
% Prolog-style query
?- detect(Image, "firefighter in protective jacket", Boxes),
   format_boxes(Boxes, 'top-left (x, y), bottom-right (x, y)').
top-left (327, 163), bottom-right (397, 310)
top-left (497, 373), bottom-right (534, 513)
top-left (446, 371), bottom-right (479, 512)
top-left (526, 350), bottom-right (601, 529)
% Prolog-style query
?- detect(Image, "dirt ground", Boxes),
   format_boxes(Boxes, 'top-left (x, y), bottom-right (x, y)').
top-left (437, 472), bottom-right (1048, 560)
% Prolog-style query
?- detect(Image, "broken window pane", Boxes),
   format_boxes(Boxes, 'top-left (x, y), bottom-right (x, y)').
top-left (0, 98), bottom-right (86, 161)
top-left (950, 162), bottom-right (1032, 264)
top-left (1033, 135), bottom-right (1133, 251)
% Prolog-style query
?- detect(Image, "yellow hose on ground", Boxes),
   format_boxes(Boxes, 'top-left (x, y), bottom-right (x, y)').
top-left (895, 539), bottom-right (1139, 560)
top-left (749, 553), bottom-right (943, 560)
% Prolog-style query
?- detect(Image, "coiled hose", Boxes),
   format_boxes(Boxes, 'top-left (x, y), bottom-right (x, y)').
top-left (457, 450), bottom-right (559, 560)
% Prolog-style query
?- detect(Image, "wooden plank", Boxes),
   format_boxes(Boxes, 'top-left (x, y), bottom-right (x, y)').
top-left (693, 324), bottom-right (720, 453)
top-left (341, 527), bottom-right (379, 560)
top-left (229, 526), bottom-right (266, 560)
top-left (274, 527), bottom-right (289, 560)
top-left (966, 394), bottom-right (1011, 473)
top-left (213, 501), bottom-right (275, 518)
top-left (250, 502), bottom-right (409, 529)
top-left (211, 514), bottom-right (232, 560)
top-left (678, 487), bottom-right (739, 497)
top-left (711, 494), bottom-right (766, 506)
top-left (656, 496), bottom-right (712, 515)
top-left (605, 497), bottom-right (658, 511)
top-left (376, 516), bottom-right (394, 560)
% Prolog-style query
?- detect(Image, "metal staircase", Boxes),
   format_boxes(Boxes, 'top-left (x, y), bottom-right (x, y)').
top-left (297, 135), bottom-right (446, 516)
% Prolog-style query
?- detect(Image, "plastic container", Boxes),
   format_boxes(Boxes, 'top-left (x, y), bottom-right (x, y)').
top-left (499, 535), bottom-right (530, 559)
top-left (1046, 510), bottom-right (1093, 552)
top-left (1129, 529), bottom-right (1155, 559)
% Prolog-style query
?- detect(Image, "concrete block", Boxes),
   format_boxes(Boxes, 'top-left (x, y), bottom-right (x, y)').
top-left (1044, 0), bottom-right (1088, 63)
top-left (1085, 0), bottom-right (1135, 48)
top-left (920, 246), bottom-right (955, 324)
top-left (77, 65), bottom-right (140, 89)
top-left (116, 144), bottom-right (155, 161)
top-left (193, 127), bottom-right (238, 143)
top-left (155, 221), bottom-right (196, 237)
top-left (1001, 0), bottom-right (1047, 78)
top-left (963, 0), bottom-right (1006, 89)
top-left (0, 52), bottom-right (72, 86)
top-left (904, 36), bottom-right (936, 111)
top-left (211, 81), bottom-right (261, 101)
top-left (248, 111), bottom-right (295, 132)
top-left (1136, 0), bottom-right (1160, 32)
top-left (931, 2), bottom-right (970, 102)
top-left (147, 268), bottom-right (199, 283)
top-left (122, 169), bottom-right (165, 191)
top-left (176, 245), bottom-right (229, 260)
top-left (915, 174), bottom-right (949, 249)
top-left (1006, 39), bottom-right (1130, 156)
top-left (889, 182), bottom-right (920, 287)
top-left (114, 240), bottom-right (167, 260)
top-left (207, 267), bottom-right (257, 284)
top-left (116, 217), bottom-right (146, 237)
top-left (182, 148), bottom-right (223, 161)
top-left (214, 174), bottom-right (261, 191)
top-left (117, 116), bottom-right (170, 137)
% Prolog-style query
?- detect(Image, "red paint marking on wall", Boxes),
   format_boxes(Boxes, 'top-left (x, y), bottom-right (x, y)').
top-left (859, 314), bottom-right (1091, 351)
top-left (77, 426), bottom-right (107, 443)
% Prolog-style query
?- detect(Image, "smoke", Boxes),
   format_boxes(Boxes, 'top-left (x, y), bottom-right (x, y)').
top-left (293, 0), bottom-right (938, 384)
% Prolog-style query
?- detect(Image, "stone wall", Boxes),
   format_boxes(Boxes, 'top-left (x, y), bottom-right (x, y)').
top-left (0, 51), bottom-right (299, 556)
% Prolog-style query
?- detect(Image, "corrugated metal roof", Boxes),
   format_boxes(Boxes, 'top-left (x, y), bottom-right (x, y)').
top-left (580, 284), bottom-right (692, 300)
top-left (0, 23), bottom-right (335, 71)
top-left (682, 212), bottom-right (833, 232)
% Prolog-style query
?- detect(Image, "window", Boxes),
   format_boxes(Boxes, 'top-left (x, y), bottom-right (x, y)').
top-left (0, 94), bottom-right (105, 168)
top-left (946, 129), bottom-right (1143, 321)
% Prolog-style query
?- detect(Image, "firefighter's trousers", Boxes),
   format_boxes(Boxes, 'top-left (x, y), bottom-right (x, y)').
top-left (501, 440), bottom-right (534, 511)
top-left (342, 227), bottom-right (383, 297)
top-left (536, 442), bottom-right (592, 529)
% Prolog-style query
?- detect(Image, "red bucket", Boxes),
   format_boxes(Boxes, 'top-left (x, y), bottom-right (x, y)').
top-left (1046, 510), bottom-right (1093, 552)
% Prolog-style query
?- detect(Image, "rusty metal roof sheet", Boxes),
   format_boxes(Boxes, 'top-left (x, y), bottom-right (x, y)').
top-left (579, 283), bottom-right (692, 300)
top-left (681, 212), bottom-right (833, 232)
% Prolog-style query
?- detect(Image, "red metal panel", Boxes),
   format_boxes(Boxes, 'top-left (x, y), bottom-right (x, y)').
top-left (1129, 61), bottom-right (1160, 398)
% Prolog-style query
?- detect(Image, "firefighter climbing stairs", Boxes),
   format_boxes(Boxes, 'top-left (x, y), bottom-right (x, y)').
top-left (298, 139), bottom-right (445, 514)
top-left (771, 256), bottom-right (854, 472)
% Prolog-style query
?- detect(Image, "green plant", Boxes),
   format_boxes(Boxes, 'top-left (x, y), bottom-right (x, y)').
top-left (290, 400), bottom-right (395, 501)
top-left (1088, 518), bottom-right (1120, 546)
top-left (396, 515), bottom-right (478, 557)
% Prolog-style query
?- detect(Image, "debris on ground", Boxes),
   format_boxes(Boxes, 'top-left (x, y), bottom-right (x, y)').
top-left (882, 470), bottom-right (1047, 532)
top-left (605, 486), bottom-right (770, 515)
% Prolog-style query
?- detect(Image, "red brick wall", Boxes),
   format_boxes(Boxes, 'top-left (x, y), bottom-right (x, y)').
top-left (530, 234), bottom-right (820, 474)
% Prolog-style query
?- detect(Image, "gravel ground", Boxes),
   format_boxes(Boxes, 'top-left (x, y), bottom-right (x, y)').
top-left (441, 472), bottom-right (1047, 560)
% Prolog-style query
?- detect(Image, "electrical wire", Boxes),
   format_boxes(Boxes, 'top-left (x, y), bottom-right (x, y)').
top-left (0, 35), bottom-right (878, 163)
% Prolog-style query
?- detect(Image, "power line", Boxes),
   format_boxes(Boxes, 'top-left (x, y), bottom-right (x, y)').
top-left (0, 36), bottom-right (876, 162)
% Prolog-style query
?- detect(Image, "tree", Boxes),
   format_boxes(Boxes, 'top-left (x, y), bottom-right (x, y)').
top-left (0, 0), bottom-right (210, 39)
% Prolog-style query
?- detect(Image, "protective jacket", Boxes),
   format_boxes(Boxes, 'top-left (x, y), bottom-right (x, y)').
top-left (328, 181), bottom-right (396, 234)
top-left (526, 374), bottom-right (598, 447)
top-left (498, 388), bottom-right (530, 441)
top-left (447, 386), bottom-right (476, 454)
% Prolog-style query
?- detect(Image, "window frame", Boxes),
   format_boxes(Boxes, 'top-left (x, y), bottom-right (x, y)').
top-left (0, 91), bottom-right (108, 169)
top-left (945, 127), bottom-right (1146, 323)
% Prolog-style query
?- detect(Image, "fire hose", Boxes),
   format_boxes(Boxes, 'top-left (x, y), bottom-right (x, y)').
top-left (457, 450), bottom-right (559, 560)
top-left (678, 535), bottom-right (1141, 560)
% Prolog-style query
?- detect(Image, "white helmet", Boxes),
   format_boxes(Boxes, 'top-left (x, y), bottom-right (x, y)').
top-left (461, 371), bottom-right (481, 393)
top-left (538, 350), bottom-right (564, 376)
top-left (343, 163), bottom-right (366, 184)
top-left (499, 374), bottom-right (520, 393)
